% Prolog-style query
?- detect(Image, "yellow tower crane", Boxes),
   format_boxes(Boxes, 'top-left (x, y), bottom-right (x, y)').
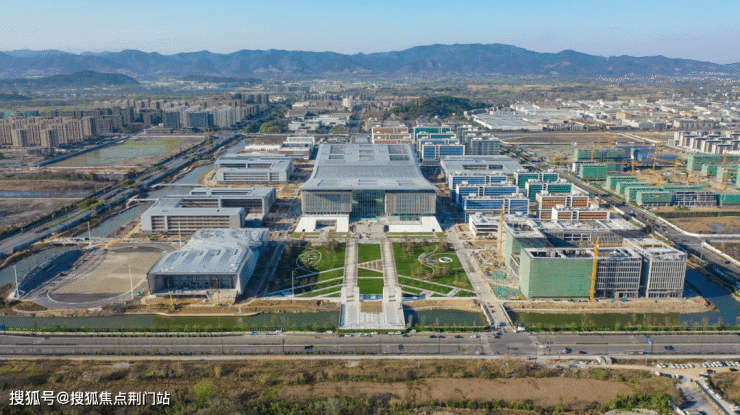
top-left (590, 236), bottom-right (600, 301)
top-left (631, 158), bottom-right (636, 175)
top-left (497, 209), bottom-right (505, 267)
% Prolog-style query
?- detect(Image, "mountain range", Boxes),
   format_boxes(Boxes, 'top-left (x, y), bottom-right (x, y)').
top-left (1, 44), bottom-right (738, 80)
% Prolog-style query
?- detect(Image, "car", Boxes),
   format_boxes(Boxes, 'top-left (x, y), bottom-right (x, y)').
top-left (730, 368), bottom-right (738, 372)
top-left (429, 335), bottom-right (437, 338)
top-left (664, 345), bottom-right (674, 350)
top-left (455, 335), bottom-right (463, 339)
top-left (579, 351), bottom-right (588, 355)
top-left (562, 348), bottom-right (571, 354)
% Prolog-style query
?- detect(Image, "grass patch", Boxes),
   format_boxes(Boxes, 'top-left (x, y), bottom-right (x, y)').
top-left (357, 268), bottom-right (383, 277)
top-left (274, 243), bottom-right (346, 290)
top-left (299, 286), bottom-right (343, 298)
top-left (393, 242), bottom-right (437, 277)
top-left (398, 277), bottom-right (452, 295)
top-left (357, 278), bottom-right (384, 295)
top-left (357, 244), bottom-right (381, 263)
top-left (455, 290), bottom-right (477, 298)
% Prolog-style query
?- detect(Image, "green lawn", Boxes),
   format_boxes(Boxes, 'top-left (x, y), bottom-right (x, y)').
top-left (357, 268), bottom-right (383, 277)
top-left (400, 286), bottom-right (423, 295)
top-left (392, 243), bottom-right (473, 289)
top-left (293, 278), bottom-right (343, 295)
top-left (300, 285), bottom-right (343, 297)
top-left (357, 244), bottom-right (382, 263)
top-left (398, 277), bottom-right (452, 295)
top-left (392, 242), bottom-right (437, 277)
top-left (357, 278), bottom-right (384, 295)
top-left (275, 243), bottom-right (346, 291)
top-left (455, 290), bottom-right (477, 297)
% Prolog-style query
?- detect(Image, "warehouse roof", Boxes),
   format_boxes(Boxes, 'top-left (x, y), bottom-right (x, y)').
top-left (300, 144), bottom-right (436, 191)
top-left (148, 228), bottom-right (267, 275)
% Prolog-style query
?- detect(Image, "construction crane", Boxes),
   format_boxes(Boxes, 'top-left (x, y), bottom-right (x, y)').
top-left (497, 209), bottom-right (505, 267)
top-left (590, 236), bottom-right (600, 301)
top-left (631, 158), bottom-right (636, 175)
top-left (591, 143), bottom-right (596, 162)
top-left (723, 150), bottom-right (728, 165)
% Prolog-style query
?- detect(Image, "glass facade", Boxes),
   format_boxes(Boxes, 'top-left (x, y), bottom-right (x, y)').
top-left (352, 190), bottom-right (385, 219)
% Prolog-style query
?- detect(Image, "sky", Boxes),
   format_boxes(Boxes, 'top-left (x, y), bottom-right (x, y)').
top-left (2, 0), bottom-right (740, 64)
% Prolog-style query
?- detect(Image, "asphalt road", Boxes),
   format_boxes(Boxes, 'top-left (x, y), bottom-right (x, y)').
top-left (1, 330), bottom-right (739, 359)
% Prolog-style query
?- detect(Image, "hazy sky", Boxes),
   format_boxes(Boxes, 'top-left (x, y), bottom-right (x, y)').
top-left (2, 0), bottom-right (739, 63)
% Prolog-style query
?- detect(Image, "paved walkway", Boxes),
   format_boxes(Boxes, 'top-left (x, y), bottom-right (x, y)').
top-left (340, 240), bottom-right (405, 330)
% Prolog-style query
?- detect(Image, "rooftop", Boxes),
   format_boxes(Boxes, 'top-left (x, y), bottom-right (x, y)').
top-left (144, 197), bottom-right (244, 216)
top-left (441, 155), bottom-right (524, 176)
top-left (300, 144), bottom-right (436, 191)
top-left (190, 187), bottom-right (274, 198)
top-left (148, 228), bottom-right (268, 275)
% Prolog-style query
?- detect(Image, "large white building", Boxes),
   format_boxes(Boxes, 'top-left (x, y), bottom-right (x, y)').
top-left (147, 228), bottom-right (268, 299)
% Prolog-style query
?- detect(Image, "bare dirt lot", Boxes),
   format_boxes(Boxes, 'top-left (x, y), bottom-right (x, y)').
top-left (501, 132), bottom-right (624, 145)
top-left (664, 215), bottom-right (740, 234)
top-left (0, 179), bottom-right (109, 193)
top-left (506, 296), bottom-right (713, 314)
top-left (131, 297), bottom-right (340, 315)
top-left (0, 198), bottom-right (73, 228)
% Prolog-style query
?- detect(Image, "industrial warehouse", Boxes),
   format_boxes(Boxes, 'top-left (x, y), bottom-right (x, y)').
top-left (146, 228), bottom-right (268, 300)
top-left (297, 143), bottom-right (440, 232)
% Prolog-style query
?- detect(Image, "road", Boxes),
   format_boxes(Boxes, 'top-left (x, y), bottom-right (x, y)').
top-left (0, 331), bottom-right (739, 359)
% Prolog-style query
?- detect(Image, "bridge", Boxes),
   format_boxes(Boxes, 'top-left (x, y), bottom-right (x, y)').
top-left (126, 198), bottom-right (159, 207)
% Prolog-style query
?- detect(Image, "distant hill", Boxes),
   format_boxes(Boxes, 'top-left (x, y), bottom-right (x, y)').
top-left (0, 44), bottom-right (738, 79)
top-left (179, 75), bottom-right (261, 85)
top-left (0, 93), bottom-right (32, 101)
top-left (390, 97), bottom-right (487, 120)
top-left (0, 70), bottom-right (139, 90)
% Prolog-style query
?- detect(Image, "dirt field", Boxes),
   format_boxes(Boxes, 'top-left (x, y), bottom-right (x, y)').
top-left (131, 297), bottom-right (341, 315)
top-left (711, 242), bottom-right (740, 262)
top-left (405, 299), bottom-right (481, 313)
top-left (0, 198), bottom-right (73, 228)
top-left (713, 372), bottom-right (740, 404)
top-left (664, 215), bottom-right (740, 234)
top-left (501, 132), bottom-right (625, 145)
top-left (0, 179), bottom-right (109, 193)
top-left (506, 296), bottom-right (713, 314)
top-left (54, 244), bottom-right (171, 295)
top-left (0, 359), bottom-right (679, 414)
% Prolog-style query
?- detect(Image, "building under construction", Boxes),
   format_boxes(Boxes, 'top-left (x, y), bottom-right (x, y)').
top-left (500, 216), bottom-right (685, 298)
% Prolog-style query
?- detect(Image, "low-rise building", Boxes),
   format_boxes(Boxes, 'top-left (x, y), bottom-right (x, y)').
top-left (146, 228), bottom-right (268, 300)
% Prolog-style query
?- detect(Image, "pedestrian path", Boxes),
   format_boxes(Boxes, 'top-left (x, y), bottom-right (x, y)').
top-left (340, 239), bottom-right (404, 330)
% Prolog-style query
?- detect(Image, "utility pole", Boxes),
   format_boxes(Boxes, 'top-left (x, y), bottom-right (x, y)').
top-left (128, 264), bottom-right (134, 300)
top-left (13, 265), bottom-right (19, 299)
top-left (291, 270), bottom-right (295, 299)
top-left (87, 222), bottom-right (92, 249)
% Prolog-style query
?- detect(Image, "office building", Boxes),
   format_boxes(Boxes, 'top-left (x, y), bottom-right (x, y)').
top-left (215, 154), bottom-right (293, 183)
top-left (299, 144), bottom-right (437, 226)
